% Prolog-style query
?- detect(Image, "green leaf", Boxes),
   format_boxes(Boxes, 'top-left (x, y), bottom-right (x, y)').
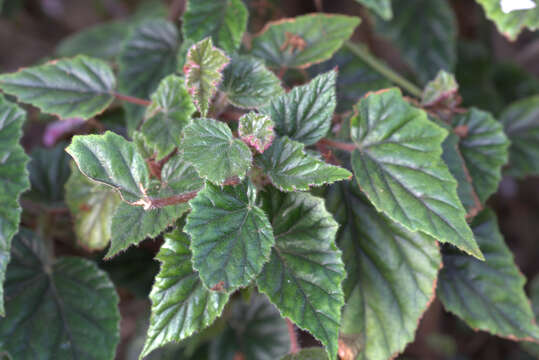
top-left (475, 0), bottom-right (539, 40)
top-left (185, 181), bottom-right (274, 292)
top-left (421, 70), bottom-right (459, 107)
top-left (238, 112), bottom-right (275, 153)
top-left (182, 0), bottom-right (248, 54)
top-left (451, 108), bottom-right (510, 203)
top-left (141, 75), bottom-right (196, 160)
top-left (350, 88), bottom-right (482, 259)
top-left (65, 162), bottom-right (121, 251)
top-left (281, 348), bottom-right (328, 360)
top-left (309, 47), bottom-right (391, 113)
top-left (0, 55), bottom-right (115, 119)
top-left (256, 190), bottom-right (345, 360)
top-left (56, 21), bottom-right (129, 60)
top-left (251, 14), bottom-right (360, 69)
top-left (255, 136), bottom-right (352, 192)
top-left (161, 152), bottom-right (205, 194)
top-left (261, 70), bottom-right (336, 145)
top-left (354, 0), bottom-right (392, 20)
top-left (220, 55), bottom-right (283, 109)
top-left (141, 229), bottom-right (229, 359)
top-left (0, 229), bottom-right (120, 359)
top-left (327, 183), bottom-right (441, 360)
top-left (499, 95), bottom-right (539, 178)
top-left (438, 209), bottom-right (539, 341)
top-left (522, 275), bottom-right (539, 357)
top-left (66, 131), bottom-right (150, 204)
top-left (184, 38), bottom-right (230, 117)
top-left (0, 95), bottom-right (29, 316)
top-left (118, 19), bottom-right (179, 133)
top-left (375, 0), bottom-right (456, 84)
top-left (182, 118), bottom-right (252, 184)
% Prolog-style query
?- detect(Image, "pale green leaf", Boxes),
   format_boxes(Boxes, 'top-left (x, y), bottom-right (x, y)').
top-left (0, 95), bottom-right (29, 316)
top-left (141, 75), bottom-right (196, 160)
top-left (220, 55), bottom-right (283, 109)
top-left (438, 209), bottom-right (539, 341)
top-left (186, 181), bottom-right (274, 292)
top-left (182, 118), bottom-right (252, 184)
top-left (0, 56), bottom-right (115, 119)
top-left (251, 14), bottom-right (360, 69)
top-left (66, 131), bottom-right (150, 204)
top-left (238, 112), bottom-right (275, 153)
top-left (184, 38), bottom-right (230, 117)
top-left (182, 0), bottom-right (248, 54)
top-left (350, 88), bottom-right (482, 259)
top-left (354, 0), bottom-right (392, 20)
top-left (421, 70), bottom-right (459, 107)
top-left (281, 348), bottom-right (328, 360)
top-left (261, 70), bottom-right (336, 145)
top-left (327, 183), bottom-right (441, 360)
top-left (257, 190), bottom-right (345, 360)
top-left (0, 229), bottom-right (120, 359)
top-left (141, 229), bottom-right (229, 359)
top-left (475, 0), bottom-right (539, 40)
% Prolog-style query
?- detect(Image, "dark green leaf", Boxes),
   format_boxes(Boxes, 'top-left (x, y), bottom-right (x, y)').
top-left (66, 131), bottom-right (150, 204)
top-left (182, 0), bottom-right (248, 54)
top-left (438, 209), bottom-right (539, 341)
top-left (238, 112), bottom-right (275, 153)
top-left (142, 229), bottom-right (229, 358)
top-left (220, 55), bottom-right (283, 109)
top-left (451, 108), bottom-right (509, 203)
top-left (257, 190), bottom-right (345, 360)
top-left (499, 95), bottom-right (539, 178)
top-left (375, 0), bottom-right (456, 84)
top-left (0, 229), bottom-right (120, 359)
top-left (184, 38), bottom-right (230, 117)
top-left (475, 0), bottom-right (539, 40)
top-left (161, 152), bottom-right (204, 194)
top-left (261, 70), bottom-right (336, 145)
top-left (141, 75), bottom-right (196, 160)
top-left (0, 95), bottom-right (29, 316)
top-left (0, 56), bottom-right (115, 119)
top-left (327, 183), bottom-right (441, 360)
top-left (354, 0), bottom-right (392, 20)
top-left (209, 295), bottom-right (289, 360)
top-left (182, 118), bottom-right (252, 184)
top-left (118, 19), bottom-right (179, 133)
top-left (350, 88), bottom-right (482, 259)
top-left (280, 348), bottom-right (328, 360)
top-left (65, 162), bottom-right (120, 251)
top-left (186, 181), bottom-right (274, 292)
top-left (522, 275), bottom-right (539, 357)
top-left (251, 14), bottom-right (360, 69)
top-left (421, 70), bottom-right (459, 107)
top-left (255, 136), bottom-right (352, 192)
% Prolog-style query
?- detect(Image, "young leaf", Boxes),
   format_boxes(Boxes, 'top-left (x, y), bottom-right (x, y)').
top-left (421, 70), bottom-right (459, 107)
top-left (238, 112), bottom-right (275, 153)
top-left (0, 229), bottom-right (120, 359)
top-left (0, 55), bottom-right (115, 119)
top-left (255, 136), bottom-right (352, 192)
top-left (182, 0), bottom-right (248, 54)
top-left (350, 88), bottom-right (482, 259)
top-left (354, 0), bottom-right (392, 20)
top-left (375, 0), bottom-right (456, 84)
top-left (118, 19), bottom-right (179, 133)
top-left (141, 229), bottom-right (229, 359)
top-left (475, 0), bottom-right (539, 40)
top-left (182, 118), bottom-right (252, 184)
top-left (66, 131), bottom-right (150, 204)
top-left (256, 190), bottom-right (345, 360)
top-left (327, 183), bottom-right (441, 360)
top-left (499, 95), bottom-right (539, 178)
top-left (184, 38), bottom-right (230, 117)
top-left (0, 95), bottom-right (29, 316)
top-left (65, 163), bottom-right (121, 251)
top-left (451, 108), bottom-right (510, 203)
top-left (141, 75), bottom-right (196, 160)
top-left (251, 14), bottom-right (360, 69)
top-left (261, 70), bottom-right (336, 145)
top-left (185, 181), bottom-right (274, 292)
top-left (220, 55), bottom-right (283, 109)
top-left (438, 209), bottom-right (539, 341)
top-left (281, 348), bottom-right (328, 360)
top-left (209, 295), bottom-right (290, 360)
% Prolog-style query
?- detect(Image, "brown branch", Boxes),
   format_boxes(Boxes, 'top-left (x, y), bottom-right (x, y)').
top-left (286, 319), bottom-right (300, 354)
top-left (317, 138), bottom-right (356, 152)
top-left (114, 93), bottom-right (151, 106)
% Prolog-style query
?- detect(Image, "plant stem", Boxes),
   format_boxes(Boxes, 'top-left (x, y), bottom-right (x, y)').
top-left (286, 319), bottom-right (300, 354)
top-left (344, 41), bottom-right (423, 98)
top-left (114, 93), bottom-right (152, 106)
top-left (168, 0), bottom-right (186, 21)
top-left (318, 138), bottom-right (356, 152)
